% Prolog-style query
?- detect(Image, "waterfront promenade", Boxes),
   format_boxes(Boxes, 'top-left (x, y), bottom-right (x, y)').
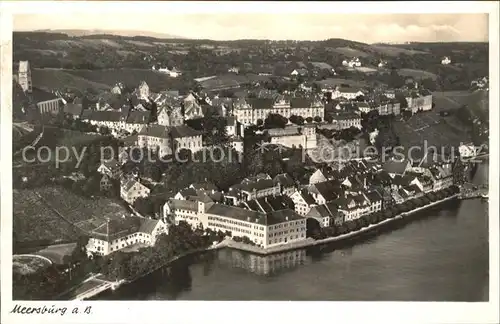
top-left (220, 194), bottom-right (460, 255)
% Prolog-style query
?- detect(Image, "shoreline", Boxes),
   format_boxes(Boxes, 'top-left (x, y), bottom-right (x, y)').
top-left (219, 194), bottom-right (460, 256)
top-left (91, 193), bottom-right (459, 299)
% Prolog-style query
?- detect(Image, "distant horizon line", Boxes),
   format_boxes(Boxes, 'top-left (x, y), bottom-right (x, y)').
top-left (12, 29), bottom-right (489, 44)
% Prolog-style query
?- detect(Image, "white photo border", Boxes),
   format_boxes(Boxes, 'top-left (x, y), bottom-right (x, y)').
top-left (1, 2), bottom-right (499, 324)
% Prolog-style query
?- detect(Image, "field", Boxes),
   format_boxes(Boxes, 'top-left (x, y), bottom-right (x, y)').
top-left (196, 73), bottom-right (269, 91)
top-left (13, 189), bottom-right (80, 245)
top-left (32, 68), bottom-right (110, 92)
top-left (14, 127), bottom-right (106, 167)
top-left (64, 68), bottom-right (189, 93)
top-left (370, 45), bottom-right (429, 56)
top-left (47, 39), bottom-right (123, 50)
top-left (13, 255), bottom-right (52, 275)
top-left (397, 68), bottom-right (438, 80)
top-left (433, 90), bottom-right (489, 119)
top-left (125, 40), bottom-right (155, 47)
top-left (392, 112), bottom-right (472, 160)
top-left (13, 186), bottom-right (129, 247)
top-left (432, 91), bottom-right (473, 110)
top-left (36, 186), bottom-right (129, 225)
top-left (333, 47), bottom-right (370, 58)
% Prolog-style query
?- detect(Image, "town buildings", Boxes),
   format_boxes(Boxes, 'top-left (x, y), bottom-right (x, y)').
top-left (183, 93), bottom-right (205, 120)
top-left (268, 124), bottom-right (317, 149)
top-left (331, 87), bottom-right (365, 100)
top-left (375, 101), bottom-right (401, 116)
top-left (165, 198), bottom-right (307, 248)
top-left (233, 96), bottom-right (324, 126)
top-left (86, 216), bottom-right (167, 256)
top-left (404, 89), bottom-right (433, 113)
top-left (137, 124), bottom-right (203, 156)
top-left (342, 57), bottom-right (362, 68)
top-left (226, 174), bottom-right (281, 204)
top-left (330, 111), bottom-right (362, 130)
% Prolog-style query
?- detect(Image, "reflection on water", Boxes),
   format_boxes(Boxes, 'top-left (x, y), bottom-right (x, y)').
top-left (217, 249), bottom-right (307, 276)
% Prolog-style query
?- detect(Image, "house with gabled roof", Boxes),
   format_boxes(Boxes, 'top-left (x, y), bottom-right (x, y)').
top-left (429, 163), bottom-right (453, 191)
top-left (336, 192), bottom-right (371, 222)
top-left (171, 125), bottom-right (203, 153)
top-left (309, 169), bottom-right (328, 185)
top-left (97, 158), bottom-right (122, 179)
top-left (240, 195), bottom-right (294, 214)
top-left (273, 173), bottom-right (296, 196)
top-left (305, 202), bottom-right (340, 227)
top-left (183, 93), bottom-right (204, 120)
top-left (227, 177), bottom-right (280, 204)
top-left (289, 189), bottom-right (317, 216)
top-left (307, 179), bottom-right (343, 205)
top-left (120, 177), bottom-right (150, 205)
top-left (137, 124), bottom-right (172, 157)
top-left (86, 216), bottom-right (167, 256)
top-left (383, 158), bottom-right (411, 178)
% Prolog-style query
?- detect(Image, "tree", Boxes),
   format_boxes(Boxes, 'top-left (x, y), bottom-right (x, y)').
top-left (176, 148), bottom-right (192, 163)
top-left (99, 126), bottom-right (111, 136)
top-left (133, 197), bottom-right (155, 217)
top-left (324, 114), bottom-right (333, 123)
top-left (306, 117), bottom-right (313, 123)
top-left (314, 116), bottom-right (322, 123)
top-left (264, 113), bottom-right (288, 129)
top-left (395, 93), bottom-right (408, 109)
top-left (289, 115), bottom-right (304, 125)
top-left (355, 95), bottom-right (365, 102)
top-left (256, 119), bottom-right (264, 127)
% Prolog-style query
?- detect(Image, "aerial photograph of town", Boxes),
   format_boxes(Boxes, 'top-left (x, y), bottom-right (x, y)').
top-left (9, 10), bottom-right (492, 304)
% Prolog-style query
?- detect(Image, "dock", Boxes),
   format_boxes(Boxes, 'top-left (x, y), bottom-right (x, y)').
top-left (60, 274), bottom-right (121, 300)
top-left (458, 184), bottom-right (488, 200)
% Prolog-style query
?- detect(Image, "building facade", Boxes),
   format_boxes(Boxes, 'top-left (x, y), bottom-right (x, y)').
top-left (18, 60), bottom-right (32, 93)
top-left (233, 97), bottom-right (324, 126)
top-left (86, 217), bottom-right (167, 256)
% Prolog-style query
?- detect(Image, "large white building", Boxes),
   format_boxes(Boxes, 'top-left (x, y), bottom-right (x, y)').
top-left (233, 97), bottom-right (324, 126)
top-left (136, 124), bottom-right (203, 156)
top-left (165, 199), bottom-right (307, 248)
top-left (404, 89), bottom-right (433, 113)
top-left (267, 124), bottom-right (317, 149)
top-left (331, 87), bottom-right (365, 100)
top-left (330, 112), bottom-right (362, 130)
top-left (86, 216), bottom-right (167, 256)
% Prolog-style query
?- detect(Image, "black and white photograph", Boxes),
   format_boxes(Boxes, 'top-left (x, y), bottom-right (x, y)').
top-left (1, 2), bottom-right (499, 324)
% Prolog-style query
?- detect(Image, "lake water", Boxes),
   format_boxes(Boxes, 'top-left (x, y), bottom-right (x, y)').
top-left (96, 162), bottom-right (489, 301)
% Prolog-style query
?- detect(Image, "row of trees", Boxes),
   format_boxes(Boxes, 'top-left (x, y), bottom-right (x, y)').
top-left (309, 186), bottom-right (460, 240)
top-left (262, 113), bottom-right (322, 129)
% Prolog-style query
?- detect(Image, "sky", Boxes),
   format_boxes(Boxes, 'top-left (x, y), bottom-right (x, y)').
top-left (13, 13), bottom-right (489, 43)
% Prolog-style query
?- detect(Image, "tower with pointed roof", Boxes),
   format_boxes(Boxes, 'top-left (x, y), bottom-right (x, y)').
top-left (18, 61), bottom-right (32, 93)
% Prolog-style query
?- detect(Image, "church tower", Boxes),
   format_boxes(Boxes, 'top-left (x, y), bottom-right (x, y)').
top-left (18, 61), bottom-right (32, 93)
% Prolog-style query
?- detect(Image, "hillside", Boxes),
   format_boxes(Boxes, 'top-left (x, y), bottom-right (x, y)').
top-left (32, 68), bottom-right (110, 93)
top-left (13, 31), bottom-right (489, 93)
top-left (34, 29), bottom-right (184, 39)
